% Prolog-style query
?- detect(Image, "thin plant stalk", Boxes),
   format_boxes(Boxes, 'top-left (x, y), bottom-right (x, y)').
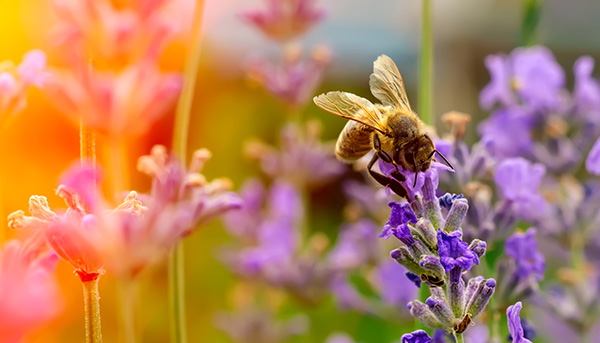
top-left (453, 332), bottom-right (464, 343)
top-left (416, 0), bottom-right (433, 332)
top-left (80, 111), bottom-right (102, 342)
top-left (520, 0), bottom-right (543, 47)
top-left (169, 245), bottom-right (187, 343)
top-left (418, 0), bottom-right (434, 127)
top-left (169, 1), bottom-right (206, 342)
top-left (82, 278), bottom-right (103, 343)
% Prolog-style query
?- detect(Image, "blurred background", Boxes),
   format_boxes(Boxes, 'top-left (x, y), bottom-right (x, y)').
top-left (1, 0), bottom-right (600, 342)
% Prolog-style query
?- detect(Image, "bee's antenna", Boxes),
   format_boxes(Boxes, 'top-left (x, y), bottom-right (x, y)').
top-left (413, 151), bottom-right (419, 187)
top-left (432, 150), bottom-right (454, 171)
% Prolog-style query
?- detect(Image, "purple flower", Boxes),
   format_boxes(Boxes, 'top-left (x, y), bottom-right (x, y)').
top-left (438, 193), bottom-right (464, 211)
top-left (246, 121), bottom-right (345, 188)
top-left (328, 220), bottom-right (378, 271)
top-left (330, 275), bottom-right (371, 312)
top-left (379, 160), bottom-right (452, 201)
top-left (248, 46), bottom-right (331, 107)
top-left (480, 46), bottom-right (565, 110)
top-left (223, 179), bottom-right (266, 238)
top-left (235, 181), bottom-right (301, 274)
top-left (480, 54), bottom-right (515, 109)
top-left (507, 302), bottom-right (533, 343)
top-left (401, 330), bottom-right (433, 343)
top-left (241, 0), bottom-right (326, 42)
top-left (511, 46), bottom-right (565, 109)
top-left (586, 136), bottom-right (600, 175)
top-left (478, 107), bottom-right (534, 160)
top-left (494, 157), bottom-right (548, 221)
top-left (378, 201), bottom-right (417, 244)
top-left (373, 260), bottom-right (418, 307)
top-left (573, 56), bottom-right (600, 111)
top-left (437, 229), bottom-right (478, 280)
top-left (505, 228), bottom-right (545, 280)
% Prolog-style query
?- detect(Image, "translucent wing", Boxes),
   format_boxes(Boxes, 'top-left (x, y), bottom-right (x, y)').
top-left (313, 91), bottom-right (387, 134)
top-left (369, 54), bottom-right (412, 112)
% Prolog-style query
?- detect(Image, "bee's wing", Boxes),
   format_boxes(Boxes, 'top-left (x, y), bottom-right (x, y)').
top-left (313, 91), bottom-right (387, 134)
top-left (369, 54), bottom-right (412, 112)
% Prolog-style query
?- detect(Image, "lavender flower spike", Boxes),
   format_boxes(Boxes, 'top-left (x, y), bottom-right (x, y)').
top-left (379, 201), bottom-right (418, 246)
top-left (401, 330), bottom-right (433, 343)
top-left (586, 136), bottom-right (600, 175)
top-left (494, 157), bottom-right (548, 222)
top-left (507, 302), bottom-right (533, 343)
top-left (437, 229), bottom-right (478, 282)
top-left (574, 56), bottom-right (600, 110)
top-left (505, 228), bottom-right (545, 281)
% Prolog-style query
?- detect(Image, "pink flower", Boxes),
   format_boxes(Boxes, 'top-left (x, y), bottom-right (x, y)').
top-left (241, 0), bottom-right (326, 42)
top-left (8, 175), bottom-right (105, 282)
top-left (248, 45), bottom-right (331, 108)
top-left (0, 50), bottom-right (49, 115)
top-left (10, 147), bottom-right (241, 280)
top-left (46, 62), bottom-right (182, 136)
top-left (0, 239), bottom-right (62, 341)
top-left (51, 0), bottom-right (193, 62)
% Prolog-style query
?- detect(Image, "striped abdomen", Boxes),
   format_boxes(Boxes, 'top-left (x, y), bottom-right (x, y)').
top-left (335, 120), bottom-right (374, 162)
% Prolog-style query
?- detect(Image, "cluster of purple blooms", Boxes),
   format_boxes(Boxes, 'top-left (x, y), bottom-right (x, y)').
top-left (227, 1), bottom-right (600, 338)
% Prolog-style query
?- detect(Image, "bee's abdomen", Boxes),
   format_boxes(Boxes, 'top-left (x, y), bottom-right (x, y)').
top-left (335, 121), bottom-right (374, 162)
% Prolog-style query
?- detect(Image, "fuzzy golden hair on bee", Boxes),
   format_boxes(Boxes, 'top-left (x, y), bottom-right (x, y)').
top-left (313, 54), bottom-right (453, 197)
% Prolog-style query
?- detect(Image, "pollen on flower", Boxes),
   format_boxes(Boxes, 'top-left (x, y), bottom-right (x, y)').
top-left (185, 173), bottom-right (208, 187)
top-left (29, 195), bottom-right (57, 220)
top-left (442, 111), bottom-right (471, 140)
top-left (137, 144), bottom-right (169, 177)
top-left (190, 148), bottom-right (212, 172)
top-left (7, 210), bottom-right (26, 229)
top-left (113, 191), bottom-right (148, 215)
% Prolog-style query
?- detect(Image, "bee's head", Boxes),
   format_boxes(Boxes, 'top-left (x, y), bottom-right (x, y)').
top-left (394, 135), bottom-right (453, 187)
top-left (395, 135), bottom-right (435, 173)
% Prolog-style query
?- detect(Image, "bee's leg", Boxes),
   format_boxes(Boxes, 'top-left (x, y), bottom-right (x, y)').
top-left (372, 134), bottom-right (406, 182)
top-left (367, 153), bottom-right (409, 198)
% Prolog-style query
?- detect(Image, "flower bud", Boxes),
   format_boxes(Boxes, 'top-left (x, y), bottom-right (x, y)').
top-left (419, 255), bottom-right (445, 284)
top-left (468, 239), bottom-right (487, 262)
top-left (449, 278), bottom-right (465, 318)
top-left (443, 199), bottom-right (468, 233)
top-left (425, 297), bottom-right (455, 329)
top-left (391, 247), bottom-right (425, 276)
top-left (412, 218), bottom-right (438, 252)
top-left (466, 278), bottom-right (496, 317)
top-left (407, 300), bottom-right (446, 330)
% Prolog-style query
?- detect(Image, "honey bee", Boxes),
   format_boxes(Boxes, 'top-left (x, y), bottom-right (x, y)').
top-left (313, 54), bottom-right (452, 198)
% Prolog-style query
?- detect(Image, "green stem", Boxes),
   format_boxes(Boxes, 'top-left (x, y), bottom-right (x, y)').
top-left (418, 0), bottom-right (433, 126)
top-left (172, 1), bottom-right (205, 157)
top-left (453, 332), bottom-right (464, 343)
top-left (520, 0), bottom-right (543, 46)
top-left (169, 2), bottom-right (205, 342)
top-left (169, 244), bottom-right (187, 343)
top-left (82, 278), bottom-right (103, 343)
top-left (118, 279), bottom-right (138, 343)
